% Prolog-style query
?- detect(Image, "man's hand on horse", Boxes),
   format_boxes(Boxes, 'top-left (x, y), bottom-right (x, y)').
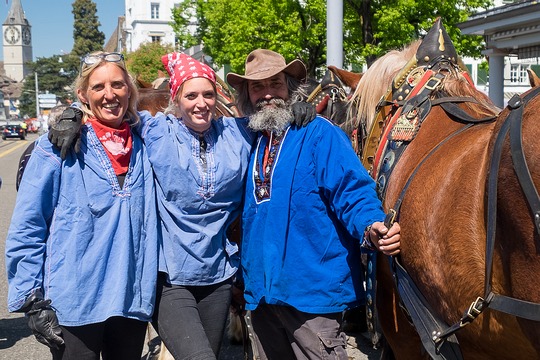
top-left (291, 102), bottom-right (317, 127)
top-left (48, 107), bottom-right (84, 160)
top-left (369, 222), bottom-right (401, 256)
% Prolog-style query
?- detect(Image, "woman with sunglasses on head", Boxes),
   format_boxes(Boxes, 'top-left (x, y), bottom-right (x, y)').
top-left (5, 51), bottom-right (159, 359)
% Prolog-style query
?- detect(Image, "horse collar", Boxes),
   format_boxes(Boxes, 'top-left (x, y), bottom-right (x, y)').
top-left (372, 70), bottom-right (445, 198)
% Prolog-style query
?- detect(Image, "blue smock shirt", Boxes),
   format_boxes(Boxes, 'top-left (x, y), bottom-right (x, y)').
top-left (138, 112), bottom-right (255, 285)
top-left (6, 124), bottom-right (159, 326)
top-left (242, 117), bottom-right (385, 314)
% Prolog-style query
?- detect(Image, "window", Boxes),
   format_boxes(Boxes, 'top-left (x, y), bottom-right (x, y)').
top-left (151, 3), bottom-right (160, 19)
top-left (510, 65), bottom-right (518, 83)
top-left (519, 66), bottom-right (528, 84)
top-left (151, 36), bottom-right (161, 43)
top-left (510, 64), bottom-right (529, 84)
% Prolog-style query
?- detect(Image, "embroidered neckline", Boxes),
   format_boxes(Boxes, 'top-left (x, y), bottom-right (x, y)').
top-left (254, 131), bottom-right (284, 201)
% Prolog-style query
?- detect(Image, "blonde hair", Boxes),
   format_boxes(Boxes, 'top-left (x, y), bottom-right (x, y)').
top-left (73, 51), bottom-right (140, 125)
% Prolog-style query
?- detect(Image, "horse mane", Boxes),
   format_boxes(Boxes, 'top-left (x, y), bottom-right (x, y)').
top-left (344, 41), bottom-right (420, 135)
top-left (344, 40), bottom-right (500, 135)
top-left (442, 74), bottom-right (500, 118)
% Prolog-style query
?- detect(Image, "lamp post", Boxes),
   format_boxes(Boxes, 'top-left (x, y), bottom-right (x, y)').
top-left (35, 72), bottom-right (40, 117)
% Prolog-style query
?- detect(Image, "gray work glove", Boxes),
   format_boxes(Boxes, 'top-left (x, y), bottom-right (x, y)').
top-left (48, 107), bottom-right (83, 160)
top-left (21, 290), bottom-right (64, 350)
top-left (291, 102), bottom-right (317, 127)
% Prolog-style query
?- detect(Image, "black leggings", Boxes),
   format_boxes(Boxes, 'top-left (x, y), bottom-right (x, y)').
top-left (50, 316), bottom-right (147, 360)
top-left (152, 272), bottom-right (233, 360)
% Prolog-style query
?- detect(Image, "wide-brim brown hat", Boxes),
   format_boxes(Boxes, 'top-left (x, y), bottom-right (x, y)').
top-left (227, 49), bottom-right (307, 90)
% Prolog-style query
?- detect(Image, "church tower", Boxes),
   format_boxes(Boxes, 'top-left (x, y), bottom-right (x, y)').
top-left (3, 0), bottom-right (32, 82)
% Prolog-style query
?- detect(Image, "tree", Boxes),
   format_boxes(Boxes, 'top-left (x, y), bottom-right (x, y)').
top-left (71, 0), bottom-right (105, 56)
top-left (18, 55), bottom-right (79, 118)
top-left (171, 0), bottom-right (494, 74)
top-left (125, 41), bottom-right (175, 84)
top-left (345, 0), bottom-right (494, 66)
top-left (172, 0), bottom-right (328, 76)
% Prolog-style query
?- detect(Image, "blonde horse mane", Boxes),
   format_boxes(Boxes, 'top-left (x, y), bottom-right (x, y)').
top-left (344, 41), bottom-right (420, 135)
top-left (344, 40), bottom-right (500, 136)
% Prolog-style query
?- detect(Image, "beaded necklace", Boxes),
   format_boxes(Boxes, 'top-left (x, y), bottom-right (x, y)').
top-left (254, 131), bottom-right (284, 201)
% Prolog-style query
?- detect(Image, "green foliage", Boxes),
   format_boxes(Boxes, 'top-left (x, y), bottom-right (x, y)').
top-left (72, 0), bottom-right (105, 56)
top-left (346, 0), bottom-right (494, 65)
top-left (19, 55), bottom-right (79, 118)
top-left (125, 42), bottom-right (175, 84)
top-left (171, 0), bottom-right (328, 76)
top-left (171, 0), bottom-right (494, 74)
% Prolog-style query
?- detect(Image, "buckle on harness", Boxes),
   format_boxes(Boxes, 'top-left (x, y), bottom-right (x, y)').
top-left (424, 76), bottom-right (442, 91)
top-left (461, 297), bottom-right (485, 326)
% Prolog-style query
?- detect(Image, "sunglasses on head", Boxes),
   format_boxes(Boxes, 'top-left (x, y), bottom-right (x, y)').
top-left (81, 52), bottom-right (125, 69)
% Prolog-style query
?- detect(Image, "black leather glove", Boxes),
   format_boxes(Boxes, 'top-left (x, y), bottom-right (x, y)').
top-left (291, 102), bottom-right (317, 127)
top-left (21, 290), bottom-right (64, 350)
top-left (48, 107), bottom-right (83, 160)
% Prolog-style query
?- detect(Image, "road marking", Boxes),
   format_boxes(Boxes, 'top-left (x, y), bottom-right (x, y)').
top-left (0, 140), bottom-right (29, 159)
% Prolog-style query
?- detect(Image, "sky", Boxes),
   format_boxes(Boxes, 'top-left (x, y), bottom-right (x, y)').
top-left (0, 0), bottom-right (125, 60)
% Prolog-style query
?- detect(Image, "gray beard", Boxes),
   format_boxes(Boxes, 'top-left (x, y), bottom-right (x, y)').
top-left (248, 98), bottom-right (293, 135)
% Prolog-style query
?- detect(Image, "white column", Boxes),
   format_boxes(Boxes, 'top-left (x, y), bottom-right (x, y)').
top-left (327, 0), bottom-right (343, 68)
top-left (485, 50), bottom-right (506, 108)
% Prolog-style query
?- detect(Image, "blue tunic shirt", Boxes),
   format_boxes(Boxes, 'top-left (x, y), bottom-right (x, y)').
top-left (138, 111), bottom-right (255, 285)
top-left (6, 123), bottom-right (159, 326)
top-left (242, 116), bottom-right (385, 314)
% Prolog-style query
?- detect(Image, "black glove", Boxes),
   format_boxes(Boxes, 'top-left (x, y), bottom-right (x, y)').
top-left (291, 102), bottom-right (317, 127)
top-left (48, 107), bottom-right (84, 160)
top-left (21, 290), bottom-right (64, 350)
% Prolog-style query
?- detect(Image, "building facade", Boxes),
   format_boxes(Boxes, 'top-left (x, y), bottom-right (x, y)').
top-left (459, 0), bottom-right (540, 106)
top-left (123, 0), bottom-right (179, 52)
top-left (2, 0), bottom-right (32, 82)
top-left (121, 1), bottom-right (223, 77)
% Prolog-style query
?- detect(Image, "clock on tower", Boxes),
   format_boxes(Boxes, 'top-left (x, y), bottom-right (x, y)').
top-left (22, 26), bottom-right (31, 45)
top-left (4, 25), bottom-right (20, 44)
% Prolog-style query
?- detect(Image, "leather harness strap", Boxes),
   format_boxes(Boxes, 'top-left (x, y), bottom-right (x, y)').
top-left (386, 87), bottom-right (540, 353)
top-left (372, 78), bottom-right (540, 359)
top-left (433, 87), bottom-right (540, 347)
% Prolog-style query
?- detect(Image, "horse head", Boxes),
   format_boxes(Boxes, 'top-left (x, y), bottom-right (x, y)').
top-left (305, 66), bottom-right (361, 127)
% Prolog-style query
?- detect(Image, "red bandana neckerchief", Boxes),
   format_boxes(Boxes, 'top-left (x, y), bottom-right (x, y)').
top-left (89, 117), bottom-right (133, 175)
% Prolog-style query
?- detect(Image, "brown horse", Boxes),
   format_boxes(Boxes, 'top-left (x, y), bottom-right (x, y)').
top-left (346, 20), bottom-right (540, 360)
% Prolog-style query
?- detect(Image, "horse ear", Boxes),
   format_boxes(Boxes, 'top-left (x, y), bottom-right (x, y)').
top-left (328, 65), bottom-right (363, 91)
top-left (527, 68), bottom-right (540, 88)
top-left (157, 70), bottom-right (167, 78)
top-left (135, 75), bottom-right (153, 89)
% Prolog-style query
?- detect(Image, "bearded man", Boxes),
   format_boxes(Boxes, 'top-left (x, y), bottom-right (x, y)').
top-left (227, 49), bottom-right (401, 359)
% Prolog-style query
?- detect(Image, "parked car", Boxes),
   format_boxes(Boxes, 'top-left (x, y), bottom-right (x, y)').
top-left (1, 124), bottom-right (26, 140)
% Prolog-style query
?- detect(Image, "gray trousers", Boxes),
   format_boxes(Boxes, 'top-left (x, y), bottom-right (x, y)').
top-left (251, 303), bottom-right (348, 360)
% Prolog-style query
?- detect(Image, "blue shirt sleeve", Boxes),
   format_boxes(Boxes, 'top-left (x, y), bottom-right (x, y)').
top-left (312, 120), bottom-right (385, 240)
top-left (5, 137), bottom-right (62, 311)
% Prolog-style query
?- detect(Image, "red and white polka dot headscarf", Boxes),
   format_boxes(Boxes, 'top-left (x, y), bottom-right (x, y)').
top-left (161, 52), bottom-right (216, 100)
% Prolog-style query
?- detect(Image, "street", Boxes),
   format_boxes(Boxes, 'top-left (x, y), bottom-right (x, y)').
top-left (0, 133), bottom-right (379, 359)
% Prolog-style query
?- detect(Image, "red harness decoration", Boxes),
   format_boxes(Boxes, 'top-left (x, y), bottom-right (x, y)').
top-left (371, 68), bottom-right (437, 180)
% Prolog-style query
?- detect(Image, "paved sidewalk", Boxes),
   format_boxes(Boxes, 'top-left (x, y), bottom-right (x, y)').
top-left (143, 329), bottom-right (382, 359)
